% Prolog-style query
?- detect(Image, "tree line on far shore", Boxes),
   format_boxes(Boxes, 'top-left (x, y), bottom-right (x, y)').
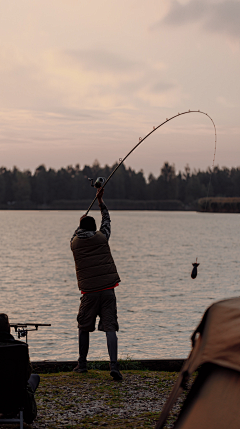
top-left (0, 160), bottom-right (240, 205)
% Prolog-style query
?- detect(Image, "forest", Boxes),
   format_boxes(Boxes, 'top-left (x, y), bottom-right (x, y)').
top-left (0, 161), bottom-right (240, 208)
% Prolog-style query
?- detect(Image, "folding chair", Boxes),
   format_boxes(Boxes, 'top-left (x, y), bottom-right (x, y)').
top-left (0, 342), bottom-right (29, 429)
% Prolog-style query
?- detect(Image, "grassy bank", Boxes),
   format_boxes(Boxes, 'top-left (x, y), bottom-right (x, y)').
top-left (32, 370), bottom-right (189, 429)
top-left (32, 359), bottom-right (185, 374)
top-left (198, 197), bottom-right (240, 213)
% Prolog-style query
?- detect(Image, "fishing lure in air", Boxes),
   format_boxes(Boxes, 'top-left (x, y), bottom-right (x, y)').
top-left (191, 258), bottom-right (200, 279)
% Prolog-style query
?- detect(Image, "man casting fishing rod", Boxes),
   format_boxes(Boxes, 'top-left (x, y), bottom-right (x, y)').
top-left (70, 187), bottom-right (122, 380)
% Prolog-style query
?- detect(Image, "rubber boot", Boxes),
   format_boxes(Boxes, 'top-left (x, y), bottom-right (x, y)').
top-left (106, 331), bottom-right (123, 381)
top-left (73, 330), bottom-right (89, 373)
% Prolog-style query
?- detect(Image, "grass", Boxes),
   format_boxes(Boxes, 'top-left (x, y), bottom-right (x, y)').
top-left (32, 370), bottom-right (185, 429)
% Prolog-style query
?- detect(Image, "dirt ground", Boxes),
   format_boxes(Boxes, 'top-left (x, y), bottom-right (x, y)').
top-left (31, 370), bottom-right (188, 429)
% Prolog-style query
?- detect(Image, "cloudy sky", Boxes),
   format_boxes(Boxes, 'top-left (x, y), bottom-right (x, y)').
top-left (0, 0), bottom-right (240, 176)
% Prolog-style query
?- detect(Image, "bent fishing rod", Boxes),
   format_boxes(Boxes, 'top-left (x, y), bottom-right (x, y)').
top-left (85, 109), bottom-right (217, 215)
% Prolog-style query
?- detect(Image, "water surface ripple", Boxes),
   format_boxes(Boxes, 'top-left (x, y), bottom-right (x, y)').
top-left (0, 210), bottom-right (239, 361)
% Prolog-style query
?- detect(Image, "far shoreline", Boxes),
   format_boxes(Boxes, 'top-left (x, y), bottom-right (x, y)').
top-left (1, 197), bottom-right (240, 212)
top-left (0, 199), bottom-right (187, 211)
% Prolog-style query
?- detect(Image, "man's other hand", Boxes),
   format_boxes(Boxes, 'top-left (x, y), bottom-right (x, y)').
top-left (96, 187), bottom-right (104, 203)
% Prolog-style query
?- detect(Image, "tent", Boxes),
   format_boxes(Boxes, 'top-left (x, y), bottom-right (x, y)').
top-left (155, 297), bottom-right (240, 429)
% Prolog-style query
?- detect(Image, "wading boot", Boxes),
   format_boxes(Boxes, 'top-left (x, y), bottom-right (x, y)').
top-left (75, 331), bottom-right (89, 373)
top-left (110, 362), bottom-right (123, 381)
top-left (73, 361), bottom-right (88, 373)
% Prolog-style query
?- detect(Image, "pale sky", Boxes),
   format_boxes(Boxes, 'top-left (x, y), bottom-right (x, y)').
top-left (0, 0), bottom-right (240, 176)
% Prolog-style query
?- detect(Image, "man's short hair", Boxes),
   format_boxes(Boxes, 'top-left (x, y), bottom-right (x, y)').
top-left (0, 313), bottom-right (10, 333)
top-left (80, 216), bottom-right (96, 231)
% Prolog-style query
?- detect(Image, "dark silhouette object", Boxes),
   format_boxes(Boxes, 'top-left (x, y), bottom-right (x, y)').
top-left (0, 314), bottom-right (39, 426)
top-left (155, 297), bottom-right (240, 429)
top-left (191, 259), bottom-right (200, 279)
top-left (0, 343), bottom-right (28, 429)
top-left (79, 216), bottom-right (96, 231)
top-left (71, 188), bottom-right (122, 381)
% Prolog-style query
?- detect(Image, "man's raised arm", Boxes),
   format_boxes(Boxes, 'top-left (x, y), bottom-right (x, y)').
top-left (97, 188), bottom-right (111, 241)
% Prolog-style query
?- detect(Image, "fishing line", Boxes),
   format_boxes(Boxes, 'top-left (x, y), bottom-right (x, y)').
top-left (85, 109), bottom-right (217, 218)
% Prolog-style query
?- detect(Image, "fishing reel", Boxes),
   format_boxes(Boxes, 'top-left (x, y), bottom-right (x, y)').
top-left (10, 323), bottom-right (51, 343)
top-left (88, 177), bottom-right (106, 188)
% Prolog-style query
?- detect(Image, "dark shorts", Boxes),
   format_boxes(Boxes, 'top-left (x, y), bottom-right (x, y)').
top-left (77, 289), bottom-right (119, 332)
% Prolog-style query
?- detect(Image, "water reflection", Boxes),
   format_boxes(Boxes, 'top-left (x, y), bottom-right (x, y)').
top-left (0, 210), bottom-right (240, 361)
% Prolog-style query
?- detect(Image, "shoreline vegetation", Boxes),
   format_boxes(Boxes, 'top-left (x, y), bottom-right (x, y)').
top-left (1, 161), bottom-right (240, 213)
top-left (0, 198), bottom-right (185, 211)
top-left (1, 197), bottom-right (240, 212)
top-left (32, 359), bottom-right (185, 374)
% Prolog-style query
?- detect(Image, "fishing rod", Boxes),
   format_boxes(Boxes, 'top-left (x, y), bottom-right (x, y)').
top-left (10, 323), bottom-right (51, 344)
top-left (86, 109), bottom-right (216, 215)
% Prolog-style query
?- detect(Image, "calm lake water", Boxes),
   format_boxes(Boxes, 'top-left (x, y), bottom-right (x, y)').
top-left (0, 210), bottom-right (240, 362)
